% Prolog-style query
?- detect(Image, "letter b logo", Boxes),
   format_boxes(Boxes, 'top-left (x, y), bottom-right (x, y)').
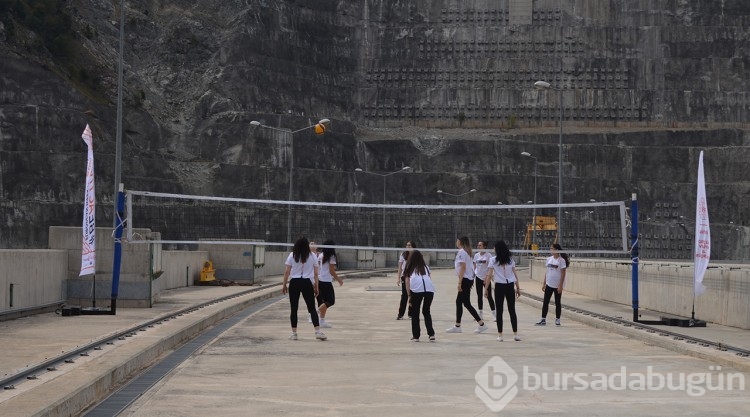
top-left (475, 356), bottom-right (519, 412)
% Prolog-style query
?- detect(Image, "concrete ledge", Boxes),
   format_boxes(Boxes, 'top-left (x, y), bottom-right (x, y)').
top-left (518, 296), bottom-right (750, 374)
top-left (0, 286), bottom-right (283, 417)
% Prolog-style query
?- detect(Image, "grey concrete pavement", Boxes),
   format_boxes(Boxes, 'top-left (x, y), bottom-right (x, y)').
top-left (0, 268), bottom-right (749, 416)
top-left (118, 270), bottom-right (750, 417)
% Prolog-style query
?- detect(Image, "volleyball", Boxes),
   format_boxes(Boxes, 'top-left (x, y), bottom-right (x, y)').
top-left (314, 123), bottom-right (326, 135)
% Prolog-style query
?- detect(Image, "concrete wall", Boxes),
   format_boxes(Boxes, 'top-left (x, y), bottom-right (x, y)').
top-left (0, 250), bottom-right (67, 314)
top-left (527, 258), bottom-right (750, 329)
top-left (157, 250), bottom-right (207, 291)
top-left (50, 226), bottom-right (159, 308)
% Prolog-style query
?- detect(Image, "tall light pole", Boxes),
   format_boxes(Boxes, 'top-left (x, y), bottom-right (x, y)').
top-left (437, 188), bottom-right (478, 204)
top-left (113, 0), bottom-right (125, 225)
top-left (521, 152), bottom-right (538, 249)
top-left (534, 80), bottom-right (563, 244)
top-left (250, 118), bottom-right (330, 243)
top-left (437, 188), bottom-right (477, 239)
top-left (354, 166), bottom-right (412, 247)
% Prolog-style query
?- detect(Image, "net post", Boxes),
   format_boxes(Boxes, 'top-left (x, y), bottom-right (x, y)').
top-left (631, 193), bottom-right (639, 322)
top-left (125, 189), bottom-right (132, 242)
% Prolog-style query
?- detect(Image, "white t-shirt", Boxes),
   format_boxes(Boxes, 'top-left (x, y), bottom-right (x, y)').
top-left (398, 254), bottom-right (406, 275)
top-left (489, 257), bottom-right (517, 284)
top-left (473, 251), bottom-right (491, 280)
top-left (455, 249), bottom-right (474, 279)
top-left (319, 254), bottom-right (336, 283)
top-left (544, 256), bottom-right (567, 288)
top-left (284, 252), bottom-right (318, 279)
top-left (408, 268), bottom-right (435, 293)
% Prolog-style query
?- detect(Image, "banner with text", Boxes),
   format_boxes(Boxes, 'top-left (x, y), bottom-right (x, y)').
top-left (693, 151), bottom-right (709, 296)
top-left (80, 124), bottom-right (96, 276)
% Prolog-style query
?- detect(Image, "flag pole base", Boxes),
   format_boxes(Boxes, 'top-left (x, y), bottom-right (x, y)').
top-left (80, 307), bottom-right (112, 315)
top-left (661, 316), bottom-right (707, 327)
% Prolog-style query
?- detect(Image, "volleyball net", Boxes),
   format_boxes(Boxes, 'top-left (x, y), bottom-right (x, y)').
top-left (124, 190), bottom-right (631, 258)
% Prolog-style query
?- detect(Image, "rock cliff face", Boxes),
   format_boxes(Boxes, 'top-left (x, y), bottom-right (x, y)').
top-left (0, 0), bottom-right (749, 259)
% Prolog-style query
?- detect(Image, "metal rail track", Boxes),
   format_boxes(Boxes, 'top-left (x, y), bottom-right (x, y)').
top-left (523, 293), bottom-right (750, 357)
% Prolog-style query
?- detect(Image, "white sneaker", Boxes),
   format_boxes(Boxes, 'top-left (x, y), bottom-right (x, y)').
top-left (514, 335), bottom-right (522, 341)
top-left (555, 318), bottom-right (561, 326)
top-left (307, 314), bottom-right (312, 323)
top-left (474, 324), bottom-right (489, 334)
top-left (535, 318), bottom-right (546, 326)
top-left (479, 310), bottom-right (484, 320)
top-left (496, 336), bottom-right (503, 342)
top-left (492, 310), bottom-right (497, 321)
top-left (445, 326), bottom-right (462, 333)
top-left (288, 332), bottom-right (298, 340)
top-left (315, 331), bottom-right (327, 341)
top-left (319, 319), bottom-right (332, 328)
top-left (410, 337), bottom-right (420, 342)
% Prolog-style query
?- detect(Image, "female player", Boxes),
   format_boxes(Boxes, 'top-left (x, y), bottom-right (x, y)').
top-left (396, 241), bottom-right (416, 320)
top-left (282, 237), bottom-right (327, 341)
top-left (473, 241), bottom-right (495, 321)
top-left (317, 240), bottom-right (344, 328)
top-left (536, 243), bottom-right (570, 326)
top-left (485, 240), bottom-right (521, 341)
top-left (446, 236), bottom-right (489, 334)
top-left (403, 250), bottom-right (436, 342)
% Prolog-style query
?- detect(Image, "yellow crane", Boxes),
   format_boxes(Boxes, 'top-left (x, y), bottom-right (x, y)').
top-left (523, 216), bottom-right (558, 251)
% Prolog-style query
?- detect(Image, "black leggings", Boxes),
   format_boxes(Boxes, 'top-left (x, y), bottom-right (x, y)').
top-left (475, 277), bottom-right (495, 311)
top-left (494, 282), bottom-right (518, 333)
top-left (456, 278), bottom-right (482, 324)
top-left (541, 284), bottom-right (562, 319)
top-left (410, 291), bottom-right (434, 339)
top-left (398, 278), bottom-right (412, 318)
top-left (288, 278), bottom-right (319, 328)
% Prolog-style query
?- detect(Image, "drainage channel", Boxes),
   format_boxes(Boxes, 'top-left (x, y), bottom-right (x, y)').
top-left (81, 296), bottom-right (283, 417)
top-left (0, 283), bottom-right (280, 391)
top-left (523, 293), bottom-right (750, 358)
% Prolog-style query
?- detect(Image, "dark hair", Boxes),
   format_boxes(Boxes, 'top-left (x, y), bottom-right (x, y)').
top-left (458, 236), bottom-right (473, 257)
top-left (494, 240), bottom-right (512, 265)
top-left (292, 236), bottom-right (311, 263)
top-left (478, 240), bottom-right (488, 248)
top-left (552, 243), bottom-right (570, 267)
top-left (402, 240), bottom-right (417, 262)
top-left (322, 239), bottom-right (336, 264)
top-left (403, 250), bottom-right (428, 277)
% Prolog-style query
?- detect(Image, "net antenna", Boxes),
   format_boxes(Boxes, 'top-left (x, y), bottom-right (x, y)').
top-left (124, 190), bottom-right (630, 258)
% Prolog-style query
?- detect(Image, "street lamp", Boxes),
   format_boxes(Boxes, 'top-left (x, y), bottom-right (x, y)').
top-left (534, 80), bottom-right (563, 244)
top-left (437, 189), bottom-right (477, 240)
top-left (436, 188), bottom-right (477, 203)
top-left (521, 151), bottom-right (538, 249)
top-left (354, 166), bottom-right (412, 247)
top-left (250, 118), bottom-right (330, 243)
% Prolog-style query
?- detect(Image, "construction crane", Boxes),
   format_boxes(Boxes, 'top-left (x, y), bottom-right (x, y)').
top-left (523, 216), bottom-right (558, 251)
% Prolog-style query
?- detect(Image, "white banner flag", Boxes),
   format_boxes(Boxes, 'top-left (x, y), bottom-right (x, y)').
top-left (80, 124), bottom-right (96, 276)
top-left (693, 151), bottom-right (709, 296)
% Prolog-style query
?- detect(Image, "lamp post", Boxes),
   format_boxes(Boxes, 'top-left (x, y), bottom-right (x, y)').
top-left (113, 0), bottom-right (125, 225)
top-left (521, 151), bottom-right (538, 249)
top-left (354, 166), bottom-right (412, 247)
top-left (437, 189), bottom-right (477, 239)
top-left (437, 188), bottom-right (477, 204)
top-left (250, 118), bottom-right (330, 243)
top-left (534, 80), bottom-right (563, 244)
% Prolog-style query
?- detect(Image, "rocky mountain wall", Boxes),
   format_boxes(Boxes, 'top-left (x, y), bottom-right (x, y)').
top-left (1, 0), bottom-right (749, 259)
